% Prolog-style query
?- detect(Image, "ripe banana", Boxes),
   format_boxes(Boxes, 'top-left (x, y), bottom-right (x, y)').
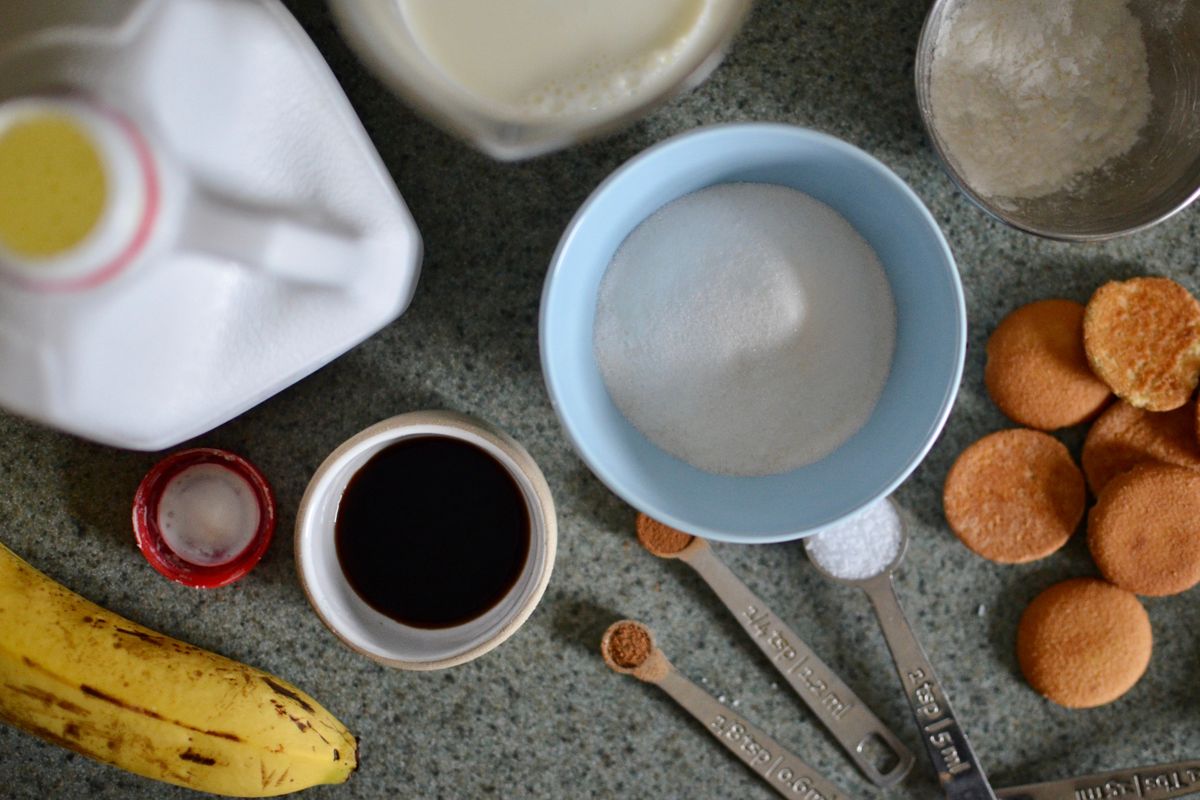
top-left (0, 541), bottom-right (357, 797)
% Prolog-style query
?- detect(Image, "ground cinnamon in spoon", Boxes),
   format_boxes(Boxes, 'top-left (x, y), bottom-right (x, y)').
top-left (600, 621), bottom-right (671, 683)
top-left (636, 513), bottom-right (694, 557)
top-left (605, 621), bottom-right (652, 669)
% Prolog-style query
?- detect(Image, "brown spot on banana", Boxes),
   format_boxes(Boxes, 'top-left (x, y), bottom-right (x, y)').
top-left (56, 699), bottom-right (88, 716)
top-left (285, 713), bottom-right (333, 745)
top-left (6, 684), bottom-right (56, 707)
top-left (261, 677), bottom-right (315, 713)
top-left (21, 656), bottom-right (50, 674)
top-left (113, 627), bottom-right (165, 646)
top-left (80, 685), bottom-right (165, 720)
top-left (5, 684), bottom-right (92, 717)
top-left (18, 722), bottom-right (93, 758)
top-left (179, 749), bottom-right (217, 766)
top-left (76, 685), bottom-right (242, 743)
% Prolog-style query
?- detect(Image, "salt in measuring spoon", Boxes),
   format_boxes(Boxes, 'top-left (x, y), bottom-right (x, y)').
top-left (804, 499), bottom-right (998, 800)
top-left (637, 515), bottom-right (914, 787)
top-left (995, 761), bottom-right (1200, 800)
top-left (601, 619), bottom-right (855, 800)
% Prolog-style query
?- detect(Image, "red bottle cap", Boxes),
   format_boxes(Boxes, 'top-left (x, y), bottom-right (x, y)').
top-left (133, 448), bottom-right (275, 588)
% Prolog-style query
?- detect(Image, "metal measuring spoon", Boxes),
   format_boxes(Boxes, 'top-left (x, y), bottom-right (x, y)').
top-left (637, 515), bottom-right (914, 787)
top-left (804, 499), bottom-right (998, 800)
top-left (601, 619), bottom-right (856, 800)
top-left (996, 761), bottom-right (1200, 800)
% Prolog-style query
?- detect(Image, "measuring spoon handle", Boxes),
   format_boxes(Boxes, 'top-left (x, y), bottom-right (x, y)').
top-left (996, 762), bottom-right (1200, 800)
top-left (685, 547), bottom-right (915, 787)
top-left (656, 667), bottom-right (854, 800)
top-left (861, 574), bottom-right (997, 800)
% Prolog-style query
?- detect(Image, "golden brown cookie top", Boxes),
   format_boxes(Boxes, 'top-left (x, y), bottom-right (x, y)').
top-left (1081, 399), bottom-right (1200, 494)
top-left (1016, 577), bottom-right (1151, 709)
top-left (1088, 464), bottom-right (1200, 597)
top-left (943, 429), bottom-right (1084, 563)
top-left (985, 299), bottom-right (1111, 430)
top-left (1083, 277), bottom-right (1200, 411)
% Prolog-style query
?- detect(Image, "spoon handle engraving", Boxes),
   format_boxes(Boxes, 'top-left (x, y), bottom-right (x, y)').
top-left (996, 761), bottom-right (1200, 800)
top-left (656, 666), bottom-right (855, 800)
top-left (861, 573), bottom-right (997, 800)
top-left (686, 546), bottom-right (915, 787)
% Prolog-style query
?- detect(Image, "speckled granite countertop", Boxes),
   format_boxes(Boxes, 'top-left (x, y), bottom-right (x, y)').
top-left (2, 1), bottom-right (1198, 798)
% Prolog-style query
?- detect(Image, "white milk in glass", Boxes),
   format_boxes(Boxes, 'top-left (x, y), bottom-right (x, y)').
top-left (397, 0), bottom-right (720, 117)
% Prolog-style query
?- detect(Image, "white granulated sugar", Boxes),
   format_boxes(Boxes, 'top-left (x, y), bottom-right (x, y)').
top-left (929, 0), bottom-right (1151, 199)
top-left (805, 500), bottom-right (903, 581)
top-left (593, 183), bottom-right (896, 477)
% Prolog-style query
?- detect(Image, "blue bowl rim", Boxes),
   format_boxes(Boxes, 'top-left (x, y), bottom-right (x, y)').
top-left (539, 122), bottom-right (966, 544)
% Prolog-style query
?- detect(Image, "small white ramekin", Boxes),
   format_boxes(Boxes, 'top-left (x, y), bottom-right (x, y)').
top-left (295, 410), bottom-right (556, 670)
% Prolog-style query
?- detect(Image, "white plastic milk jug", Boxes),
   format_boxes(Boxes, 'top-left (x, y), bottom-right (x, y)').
top-left (0, 0), bottom-right (423, 450)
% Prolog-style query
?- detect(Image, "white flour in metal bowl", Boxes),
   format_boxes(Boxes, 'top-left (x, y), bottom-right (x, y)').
top-left (929, 0), bottom-right (1152, 200)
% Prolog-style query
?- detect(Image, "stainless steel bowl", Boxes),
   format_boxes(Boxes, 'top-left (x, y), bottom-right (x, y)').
top-left (915, 0), bottom-right (1200, 241)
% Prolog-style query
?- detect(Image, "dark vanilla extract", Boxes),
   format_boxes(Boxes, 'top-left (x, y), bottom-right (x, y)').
top-left (335, 436), bottom-right (530, 629)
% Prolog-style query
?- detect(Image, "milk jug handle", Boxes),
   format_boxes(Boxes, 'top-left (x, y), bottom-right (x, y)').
top-left (178, 187), bottom-right (360, 288)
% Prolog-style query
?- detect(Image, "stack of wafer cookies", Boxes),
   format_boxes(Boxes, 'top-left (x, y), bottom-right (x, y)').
top-left (943, 276), bottom-right (1200, 709)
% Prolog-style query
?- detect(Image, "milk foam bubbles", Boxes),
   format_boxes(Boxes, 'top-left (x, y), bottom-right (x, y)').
top-left (593, 183), bottom-right (896, 477)
top-left (398, 0), bottom-right (720, 117)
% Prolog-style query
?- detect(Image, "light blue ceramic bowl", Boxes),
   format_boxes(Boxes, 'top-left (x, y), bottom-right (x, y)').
top-left (540, 124), bottom-right (965, 544)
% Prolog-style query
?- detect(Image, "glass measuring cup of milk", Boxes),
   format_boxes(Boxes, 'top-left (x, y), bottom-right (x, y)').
top-left (331, 0), bottom-right (753, 160)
